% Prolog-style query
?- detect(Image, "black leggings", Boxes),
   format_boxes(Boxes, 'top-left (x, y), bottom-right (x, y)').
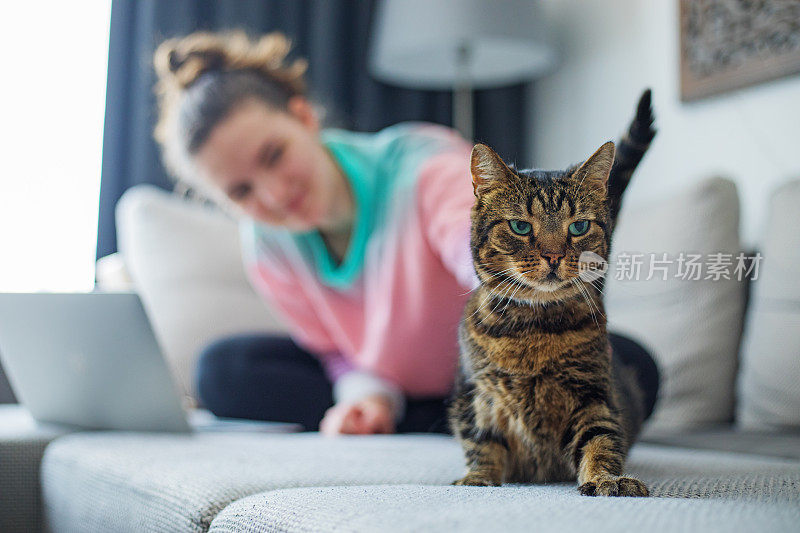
top-left (196, 333), bottom-right (659, 433)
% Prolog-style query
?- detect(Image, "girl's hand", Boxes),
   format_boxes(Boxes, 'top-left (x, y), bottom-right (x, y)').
top-left (319, 394), bottom-right (396, 435)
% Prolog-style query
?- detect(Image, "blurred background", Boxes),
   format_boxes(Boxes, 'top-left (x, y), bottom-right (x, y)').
top-left (1, 0), bottom-right (797, 293)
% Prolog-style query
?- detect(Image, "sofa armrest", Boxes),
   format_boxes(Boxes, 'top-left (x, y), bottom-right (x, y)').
top-left (0, 406), bottom-right (71, 533)
top-left (0, 362), bottom-right (17, 404)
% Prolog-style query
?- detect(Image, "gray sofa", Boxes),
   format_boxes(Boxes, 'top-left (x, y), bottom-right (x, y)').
top-left (3, 178), bottom-right (800, 532)
top-left (1, 406), bottom-right (799, 532)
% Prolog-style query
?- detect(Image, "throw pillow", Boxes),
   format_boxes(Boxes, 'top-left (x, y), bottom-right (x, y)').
top-left (737, 179), bottom-right (800, 429)
top-left (605, 177), bottom-right (747, 431)
top-left (116, 185), bottom-right (286, 402)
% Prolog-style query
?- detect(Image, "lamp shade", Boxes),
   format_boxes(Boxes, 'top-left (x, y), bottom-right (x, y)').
top-left (370, 0), bottom-right (557, 90)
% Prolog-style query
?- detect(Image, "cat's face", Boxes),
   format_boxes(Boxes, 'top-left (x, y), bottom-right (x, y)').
top-left (469, 142), bottom-right (615, 304)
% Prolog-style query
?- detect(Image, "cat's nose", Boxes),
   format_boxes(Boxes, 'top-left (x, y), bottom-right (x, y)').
top-left (541, 252), bottom-right (564, 267)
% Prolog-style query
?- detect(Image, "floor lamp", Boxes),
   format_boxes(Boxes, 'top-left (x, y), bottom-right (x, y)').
top-left (369, 0), bottom-right (557, 141)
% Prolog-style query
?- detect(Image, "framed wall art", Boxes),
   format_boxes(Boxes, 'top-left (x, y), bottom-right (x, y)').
top-left (680, 0), bottom-right (800, 101)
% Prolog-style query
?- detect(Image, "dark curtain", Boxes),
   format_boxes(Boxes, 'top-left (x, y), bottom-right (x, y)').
top-left (97, 0), bottom-right (528, 259)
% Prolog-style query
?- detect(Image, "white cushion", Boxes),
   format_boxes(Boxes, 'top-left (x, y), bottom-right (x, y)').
top-left (116, 185), bottom-right (286, 401)
top-left (605, 177), bottom-right (746, 430)
top-left (737, 179), bottom-right (800, 429)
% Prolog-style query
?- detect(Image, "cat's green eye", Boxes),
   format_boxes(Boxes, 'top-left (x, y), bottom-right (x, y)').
top-left (568, 220), bottom-right (590, 237)
top-left (509, 220), bottom-right (532, 235)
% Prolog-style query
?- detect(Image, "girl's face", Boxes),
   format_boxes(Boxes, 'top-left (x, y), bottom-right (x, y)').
top-left (194, 97), bottom-right (350, 232)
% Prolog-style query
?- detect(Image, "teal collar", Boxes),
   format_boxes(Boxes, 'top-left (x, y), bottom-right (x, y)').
top-left (299, 135), bottom-right (374, 289)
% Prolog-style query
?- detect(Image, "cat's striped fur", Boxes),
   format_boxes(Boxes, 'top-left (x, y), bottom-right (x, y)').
top-left (449, 91), bottom-right (655, 496)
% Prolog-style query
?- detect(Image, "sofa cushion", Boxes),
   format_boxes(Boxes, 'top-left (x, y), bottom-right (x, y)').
top-left (605, 177), bottom-right (746, 430)
top-left (737, 179), bottom-right (800, 429)
top-left (41, 432), bottom-right (463, 533)
top-left (211, 442), bottom-right (800, 532)
top-left (116, 185), bottom-right (286, 401)
top-left (42, 432), bottom-right (799, 533)
top-left (209, 482), bottom-right (800, 533)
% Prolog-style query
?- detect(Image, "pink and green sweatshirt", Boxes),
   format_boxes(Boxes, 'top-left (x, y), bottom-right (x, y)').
top-left (240, 122), bottom-right (478, 417)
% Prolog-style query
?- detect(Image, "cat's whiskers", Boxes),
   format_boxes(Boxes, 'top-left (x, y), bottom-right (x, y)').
top-left (480, 265), bottom-right (521, 282)
top-left (463, 264), bottom-right (522, 297)
top-left (570, 278), bottom-right (598, 328)
top-left (475, 263), bottom-right (519, 279)
top-left (476, 265), bottom-right (519, 281)
top-left (580, 279), bottom-right (606, 321)
top-left (484, 277), bottom-right (521, 319)
top-left (459, 264), bottom-right (518, 296)
top-left (499, 273), bottom-right (532, 315)
top-left (581, 273), bottom-right (628, 302)
top-left (478, 284), bottom-right (517, 326)
top-left (579, 280), bottom-right (601, 328)
top-left (468, 276), bottom-right (519, 322)
top-left (475, 267), bottom-right (537, 326)
top-left (467, 286), bottom-right (504, 322)
top-left (493, 290), bottom-right (523, 334)
top-left (584, 277), bottom-right (607, 294)
top-left (477, 272), bottom-right (529, 325)
top-left (571, 278), bottom-right (607, 330)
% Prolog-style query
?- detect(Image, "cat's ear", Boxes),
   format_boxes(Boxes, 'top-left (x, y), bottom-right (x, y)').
top-left (471, 143), bottom-right (514, 198)
top-left (574, 141), bottom-right (616, 192)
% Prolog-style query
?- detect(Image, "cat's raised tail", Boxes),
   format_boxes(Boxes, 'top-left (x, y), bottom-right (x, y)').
top-left (607, 89), bottom-right (656, 227)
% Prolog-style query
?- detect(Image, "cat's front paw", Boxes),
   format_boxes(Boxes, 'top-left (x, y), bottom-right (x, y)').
top-left (578, 476), bottom-right (648, 497)
top-left (452, 472), bottom-right (501, 486)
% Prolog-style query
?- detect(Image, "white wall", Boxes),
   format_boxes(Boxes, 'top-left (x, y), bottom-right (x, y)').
top-left (527, 0), bottom-right (800, 246)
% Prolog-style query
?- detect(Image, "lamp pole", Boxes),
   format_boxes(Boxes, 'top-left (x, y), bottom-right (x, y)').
top-left (453, 43), bottom-right (474, 141)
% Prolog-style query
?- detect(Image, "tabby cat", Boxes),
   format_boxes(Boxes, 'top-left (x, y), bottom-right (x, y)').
top-left (450, 91), bottom-right (656, 496)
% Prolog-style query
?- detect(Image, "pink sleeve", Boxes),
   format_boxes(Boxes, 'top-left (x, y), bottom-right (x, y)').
top-left (417, 148), bottom-right (480, 290)
top-left (249, 258), bottom-right (403, 414)
top-left (245, 261), bottom-right (354, 380)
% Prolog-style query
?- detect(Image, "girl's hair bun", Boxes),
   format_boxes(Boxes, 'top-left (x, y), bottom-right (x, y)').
top-left (155, 33), bottom-right (230, 90)
top-left (154, 31), bottom-right (307, 93)
top-left (167, 47), bottom-right (225, 77)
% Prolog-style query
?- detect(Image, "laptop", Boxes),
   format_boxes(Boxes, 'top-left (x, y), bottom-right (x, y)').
top-left (0, 292), bottom-right (299, 433)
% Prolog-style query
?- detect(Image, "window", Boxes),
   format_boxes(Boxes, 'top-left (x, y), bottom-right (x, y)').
top-left (0, 2), bottom-right (112, 292)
